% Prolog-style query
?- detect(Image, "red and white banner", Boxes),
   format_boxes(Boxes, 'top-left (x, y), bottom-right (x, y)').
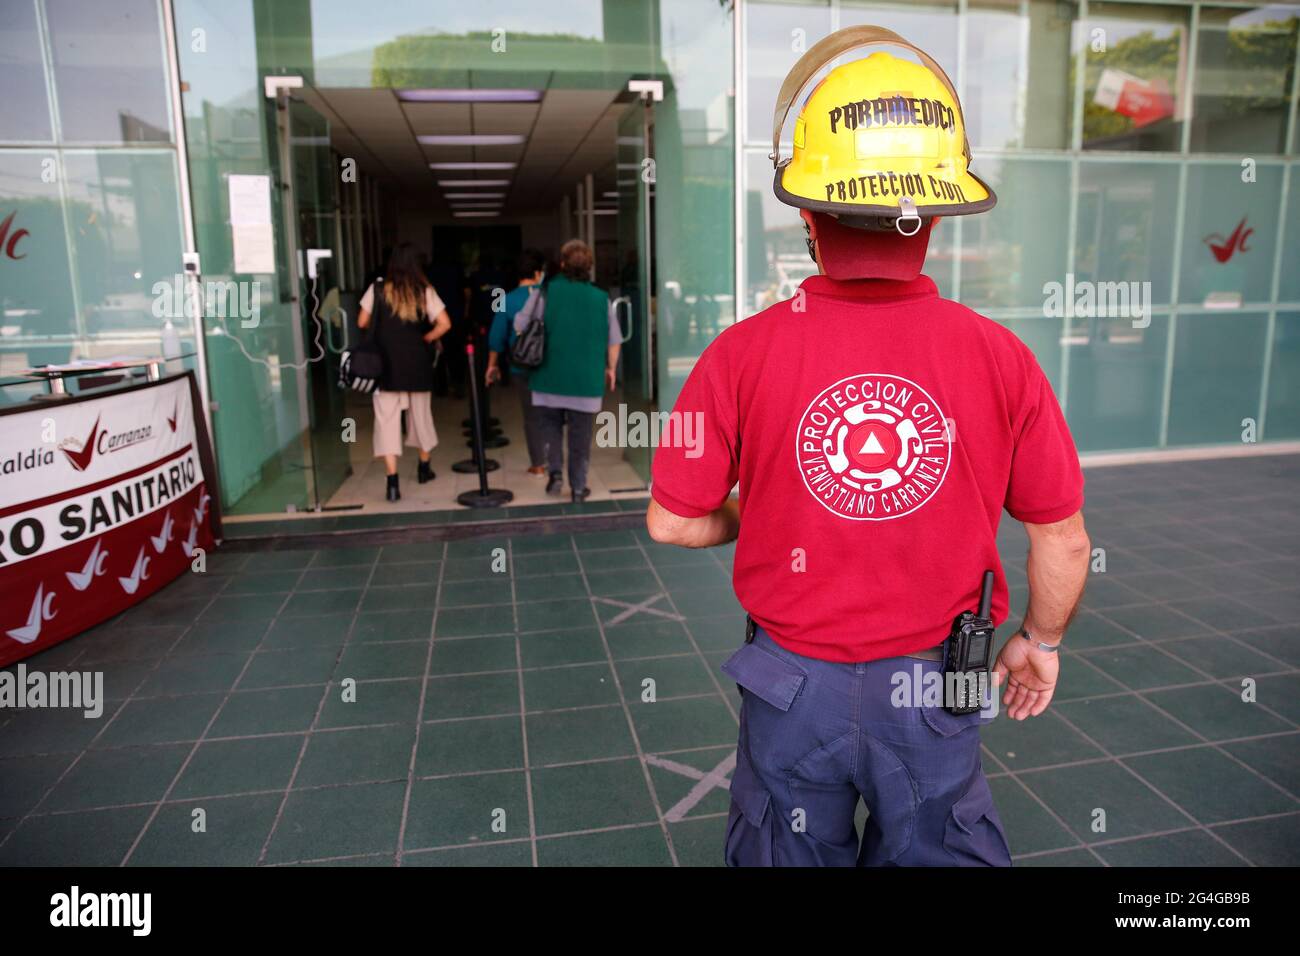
top-left (0, 374), bottom-right (219, 666)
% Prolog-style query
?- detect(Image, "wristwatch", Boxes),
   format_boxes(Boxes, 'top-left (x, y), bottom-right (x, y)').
top-left (1017, 625), bottom-right (1060, 653)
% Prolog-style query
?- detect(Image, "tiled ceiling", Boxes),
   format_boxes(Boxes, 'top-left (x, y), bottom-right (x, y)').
top-left (301, 84), bottom-right (626, 219)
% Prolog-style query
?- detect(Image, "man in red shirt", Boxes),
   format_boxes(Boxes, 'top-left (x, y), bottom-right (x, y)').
top-left (647, 28), bottom-right (1090, 866)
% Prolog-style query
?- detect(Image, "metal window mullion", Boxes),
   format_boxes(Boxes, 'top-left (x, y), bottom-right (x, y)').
top-left (1257, 159), bottom-right (1294, 439)
top-left (1180, 4), bottom-right (1199, 154)
top-left (35, 0), bottom-right (87, 350)
top-left (162, 0), bottom-right (214, 445)
top-left (1158, 161), bottom-right (1191, 448)
top-left (735, 0), bottom-right (745, 320)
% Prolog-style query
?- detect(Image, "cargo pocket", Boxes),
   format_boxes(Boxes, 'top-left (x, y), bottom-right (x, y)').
top-left (919, 703), bottom-right (983, 738)
top-left (942, 775), bottom-right (1012, 867)
top-left (721, 640), bottom-right (807, 712)
top-left (724, 745), bottom-right (775, 867)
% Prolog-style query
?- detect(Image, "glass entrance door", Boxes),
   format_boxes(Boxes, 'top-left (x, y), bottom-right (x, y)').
top-left (271, 89), bottom-right (350, 511)
top-left (615, 91), bottom-right (658, 483)
top-left (287, 96), bottom-right (351, 509)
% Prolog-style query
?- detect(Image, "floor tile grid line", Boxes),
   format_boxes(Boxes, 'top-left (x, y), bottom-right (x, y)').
top-left (1118, 538), bottom-right (1300, 634)
top-left (271, 817), bottom-right (691, 867)
top-left (1084, 602), bottom-right (1300, 798)
top-left (19, 717), bottom-right (1292, 826)
top-left (118, 580), bottom-right (308, 866)
top-left (0, 580), bottom-right (229, 856)
top-left (1085, 571), bottom-right (1295, 640)
top-left (981, 728), bottom-right (1300, 782)
top-left (970, 720), bottom-right (1110, 865)
top-left (1038, 700), bottom-right (1258, 866)
top-left (1075, 565), bottom-right (1298, 611)
top-left (395, 539), bottom-right (449, 867)
top-left (1010, 809), bottom-right (1300, 863)
top-left (570, 535), bottom-right (682, 866)
top-left (1048, 611), bottom-right (1300, 810)
top-left (71, 616), bottom-right (1289, 707)
top-left (254, 549), bottom-right (383, 866)
top-left (15, 742), bottom-right (755, 828)
top-left (636, 539), bottom-right (741, 724)
top-left (507, 540), bottom-right (541, 867)
top-left (1062, 628), bottom-right (1299, 675)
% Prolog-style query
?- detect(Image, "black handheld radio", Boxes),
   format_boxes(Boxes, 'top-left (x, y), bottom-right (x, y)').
top-left (944, 570), bottom-right (995, 715)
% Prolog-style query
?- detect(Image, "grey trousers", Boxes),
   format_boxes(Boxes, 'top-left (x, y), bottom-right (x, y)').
top-left (534, 406), bottom-right (595, 492)
top-left (514, 372), bottom-right (548, 469)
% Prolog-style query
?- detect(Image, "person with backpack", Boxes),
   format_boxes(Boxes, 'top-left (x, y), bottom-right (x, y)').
top-left (524, 239), bottom-right (621, 502)
top-left (486, 249), bottom-right (548, 476)
top-left (356, 243), bottom-right (452, 502)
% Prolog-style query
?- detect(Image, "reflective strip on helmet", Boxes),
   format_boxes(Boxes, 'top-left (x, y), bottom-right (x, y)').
top-left (854, 127), bottom-right (940, 161)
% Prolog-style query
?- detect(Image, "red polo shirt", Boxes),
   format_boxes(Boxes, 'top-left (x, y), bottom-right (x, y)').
top-left (651, 274), bottom-right (1084, 663)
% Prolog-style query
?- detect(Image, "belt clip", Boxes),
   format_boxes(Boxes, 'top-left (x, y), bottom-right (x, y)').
top-left (744, 615), bottom-right (756, 644)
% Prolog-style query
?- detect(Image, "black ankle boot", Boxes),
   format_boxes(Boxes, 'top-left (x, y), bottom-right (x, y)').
top-left (417, 460), bottom-right (434, 484)
top-left (546, 472), bottom-right (563, 496)
top-left (386, 474), bottom-right (400, 502)
top-left (571, 487), bottom-right (591, 503)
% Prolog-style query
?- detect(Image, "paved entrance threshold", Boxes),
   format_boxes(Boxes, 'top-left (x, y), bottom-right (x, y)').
top-left (1, 455), bottom-right (1297, 866)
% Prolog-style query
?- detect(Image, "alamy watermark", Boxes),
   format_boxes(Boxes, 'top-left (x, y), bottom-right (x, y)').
top-left (0, 664), bottom-right (103, 718)
top-left (1042, 273), bottom-right (1151, 329)
top-left (890, 662), bottom-right (998, 718)
top-left (152, 274), bottom-right (262, 328)
top-left (595, 405), bottom-right (705, 458)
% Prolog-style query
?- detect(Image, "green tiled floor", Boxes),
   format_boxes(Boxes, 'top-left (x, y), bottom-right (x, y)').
top-left (2, 455), bottom-right (1298, 866)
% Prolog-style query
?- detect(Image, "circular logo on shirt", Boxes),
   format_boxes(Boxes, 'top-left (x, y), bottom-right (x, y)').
top-left (795, 373), bottom-right (951, 521)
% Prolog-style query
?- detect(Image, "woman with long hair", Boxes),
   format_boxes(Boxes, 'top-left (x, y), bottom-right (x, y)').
top-left (357, 242), bottom-right (452, 501)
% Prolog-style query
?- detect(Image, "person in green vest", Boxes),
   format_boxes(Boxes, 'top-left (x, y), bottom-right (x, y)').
top-left (527, 239), bottom-right (621, 502)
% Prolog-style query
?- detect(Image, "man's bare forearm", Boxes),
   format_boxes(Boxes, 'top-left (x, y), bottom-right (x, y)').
top-left (646, 497), bottom-right (740, 549)
top-left (1021, 511), bottom-right (1090, 644)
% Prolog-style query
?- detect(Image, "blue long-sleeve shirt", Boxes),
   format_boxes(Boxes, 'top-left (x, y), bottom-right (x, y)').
top-left (488, 284), bottom-right (534, 370)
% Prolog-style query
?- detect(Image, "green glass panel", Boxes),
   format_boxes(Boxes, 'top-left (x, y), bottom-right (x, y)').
top-left (744, 0), bottom-right (832, 146)
top-left (966, 0), bottom-right (1074, 151)
top-left (1066, 312), bottom-right (1168, 451)
top-left (652, 0), bottom-right (735, 415)
top-left (1167, 311), bottom-right (1269, 446)
top-left (1279, 165), bottom-right (1300, 303)
top-left (1265, 311), bottom-right (1300, 439)
top-left (1190, 6), bottom-right (1298, 155)
top-left (959, 156), bottom-right (1070, 311)
top-left (176, 0), bottom-right (312, 514)
top-left (0, 150), bottom-right (76, 371)
top-left (44, 0), bottom-right (173, 144)
top-left (0, 0), bottom-right (54, 142)
top-left (61, 151), bottom-right (189, 349)
top-left (1179, 162), bottom-right (1281, 307)
top-left (1077, 2), bottom-right (1189, 152)
top-left (1075, 160), bottom-right (1177, 306)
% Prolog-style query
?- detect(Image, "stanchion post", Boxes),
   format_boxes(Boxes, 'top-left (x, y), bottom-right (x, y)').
top-left (456, 343), bottom-right (513, 508)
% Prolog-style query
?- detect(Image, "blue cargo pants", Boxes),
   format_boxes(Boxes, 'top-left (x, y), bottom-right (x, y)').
top-left (720, 625), bottom-right (1011, 867)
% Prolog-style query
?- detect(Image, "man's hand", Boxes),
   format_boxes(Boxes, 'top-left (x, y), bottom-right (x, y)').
top-left (485, 365), bottom-right (501, 387)
top-left (992, 635), bottom-right (1058, 720)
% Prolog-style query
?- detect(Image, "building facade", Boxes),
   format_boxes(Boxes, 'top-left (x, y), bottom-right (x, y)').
top-left (2, 0), bottom-right (1298, 518)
